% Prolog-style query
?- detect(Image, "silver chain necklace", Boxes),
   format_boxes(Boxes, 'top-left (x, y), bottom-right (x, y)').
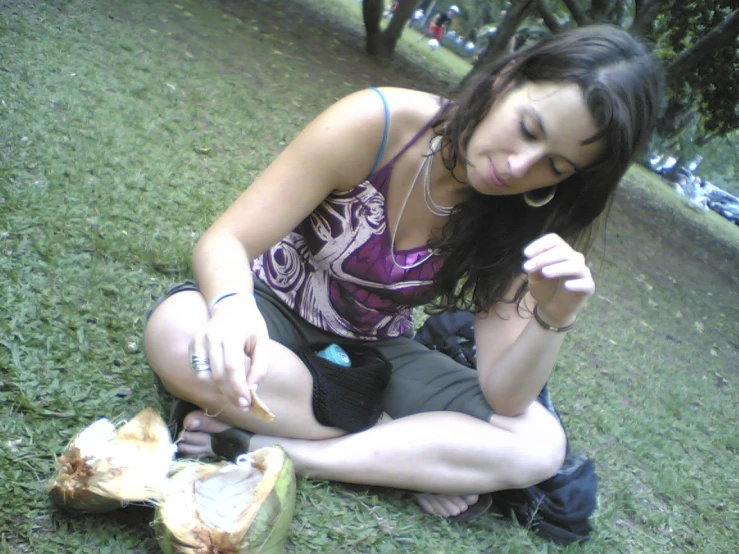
top-left (423, 136), bottom-right (454, 217)
top-left (390, 139), bottom-right (453, 270)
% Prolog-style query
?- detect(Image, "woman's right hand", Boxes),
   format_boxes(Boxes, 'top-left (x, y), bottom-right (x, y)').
top-left (188, 293), bottom-right (270, 410)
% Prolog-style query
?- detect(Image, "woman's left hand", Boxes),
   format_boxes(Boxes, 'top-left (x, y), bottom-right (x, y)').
top-left (522, 233), bottom-right (595, 327)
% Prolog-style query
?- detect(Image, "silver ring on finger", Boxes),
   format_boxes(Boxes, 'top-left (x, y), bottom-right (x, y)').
top-left (190, 353), bottom-right (211, 373)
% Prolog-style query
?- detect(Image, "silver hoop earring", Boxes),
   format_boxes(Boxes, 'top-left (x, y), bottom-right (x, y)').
top-left (523, 186), bottom-right (556, 208)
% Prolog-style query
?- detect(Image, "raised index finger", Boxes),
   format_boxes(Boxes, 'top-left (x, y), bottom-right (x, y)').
top-left (523, 233), bottom-right (564, 260)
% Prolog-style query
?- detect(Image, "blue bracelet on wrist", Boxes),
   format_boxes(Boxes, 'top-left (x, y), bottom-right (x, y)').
top-left (208, 292), bottom-right (240, 315)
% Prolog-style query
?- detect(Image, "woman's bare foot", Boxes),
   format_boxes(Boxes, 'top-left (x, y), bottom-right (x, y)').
top-left (413, 493), bottom-right (482, 519)
top-left (376, 414), bottom-right (484, 520)
top-left (176, 409), bottom-right (232, 458)
top-left (176, 410), bottom-right (487, 521)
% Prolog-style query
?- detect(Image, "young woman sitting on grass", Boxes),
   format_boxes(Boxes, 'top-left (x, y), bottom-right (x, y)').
top-left (144, 25), bottom-right (663, 521)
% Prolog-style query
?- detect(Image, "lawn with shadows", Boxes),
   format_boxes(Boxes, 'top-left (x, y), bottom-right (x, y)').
top-left (1, 0), bottom-right (738, 552)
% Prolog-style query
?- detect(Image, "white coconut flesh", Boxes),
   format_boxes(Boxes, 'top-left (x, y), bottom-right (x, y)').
top-left (50, 408), bottom-right (176, 506)
top-left (193, 455), bottom-right (265, 533)
top-left (160, 449), bottom-right (289, 542)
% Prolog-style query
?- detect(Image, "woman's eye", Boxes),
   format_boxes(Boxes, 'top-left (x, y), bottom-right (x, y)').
top-left (519, 119), bottom-right (535, 140)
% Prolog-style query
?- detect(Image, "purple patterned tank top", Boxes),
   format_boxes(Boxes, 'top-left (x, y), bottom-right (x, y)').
top-left (252, 119), bottom-right (444, 340)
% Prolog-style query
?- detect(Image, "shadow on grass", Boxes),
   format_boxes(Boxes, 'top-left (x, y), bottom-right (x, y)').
top-left (1, 0), bottom-right (738, 553)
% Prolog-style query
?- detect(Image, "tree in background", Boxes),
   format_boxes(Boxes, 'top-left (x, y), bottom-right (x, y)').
top-left (362, 1), bottom-right (737, 150)
top-left (697, 131), bottom-right (739, 195)
top-left (649, 2), bottom-right (738, 141)
top-left (363, 0), bottom-right (418, 57)
top-left (453, 0), bottom-right (509, 41)
top-left (471, 1), bottom-right (738, 144)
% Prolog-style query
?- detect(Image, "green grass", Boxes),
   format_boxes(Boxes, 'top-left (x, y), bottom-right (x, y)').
top-left (626, 164), bottom-right (739, 253)
top-left (1, 0), bottom-right (738, 552)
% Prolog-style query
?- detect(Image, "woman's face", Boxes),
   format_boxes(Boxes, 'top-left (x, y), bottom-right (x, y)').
top-left (462, 81), bottom-right (605, 195)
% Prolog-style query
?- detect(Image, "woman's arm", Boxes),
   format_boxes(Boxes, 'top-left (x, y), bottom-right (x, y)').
top-left (188, 89), bottom-right (394, 408)
top-left (474, 233), bottom-right (594, 416)
top-left (193, 88), bottom-right (392, 302)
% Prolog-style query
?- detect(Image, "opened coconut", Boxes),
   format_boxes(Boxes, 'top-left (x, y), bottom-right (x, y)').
top-left (48, 407), bottom-right (176, 512)
top-left (156, 447), bottom-right (296, 554)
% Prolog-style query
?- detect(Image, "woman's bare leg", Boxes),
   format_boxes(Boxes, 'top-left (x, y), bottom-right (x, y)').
top-left (234, 404), bottom-right (563, 494)
top-left (144, 290), bottom-right (346, 440)
top-left (176, 403), bottom-right (563, 517)
top-left (144, 291), bottom-right (566, 516)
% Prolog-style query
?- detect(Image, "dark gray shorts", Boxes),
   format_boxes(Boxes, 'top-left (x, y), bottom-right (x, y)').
top-left (147, 279), bottom-right (494, 423)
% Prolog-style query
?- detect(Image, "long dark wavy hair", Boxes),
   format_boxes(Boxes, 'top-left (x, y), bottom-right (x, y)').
top-left (427, 25), bottom-right (664, 313)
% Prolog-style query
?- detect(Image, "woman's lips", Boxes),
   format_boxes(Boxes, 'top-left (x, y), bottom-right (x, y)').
top-left (487, 162), bottom-right (507, 189)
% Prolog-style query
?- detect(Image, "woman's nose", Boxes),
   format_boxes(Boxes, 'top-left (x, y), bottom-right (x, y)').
top-left (508, 149), bottom-right (541, 178)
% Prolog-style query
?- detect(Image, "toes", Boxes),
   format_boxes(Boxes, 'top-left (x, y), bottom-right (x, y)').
top-left (183, 416), bottom-right (200, 431)
top-left (179, 430), bottom-right (212, 447)
top-left (412, 493), bottom-right (456, 518)
top-left (176, 410), bottom-right (234, 460)
top-left (176, 430), bottom-right (216, 458)
top-left (176, 441), bottom-right (212, 459)
top-left (415, 493), bottom-right (447, 517)
top-left (183, 409), bottom-right (230, 433)
top-left (413, 493), bottom-right (479, 518)
top-left (182, 410), bottom-right (204, 431)
top-left (461, 494), bottom-right (480, 506)
top-left (438, 496), bottom-right (466, 517)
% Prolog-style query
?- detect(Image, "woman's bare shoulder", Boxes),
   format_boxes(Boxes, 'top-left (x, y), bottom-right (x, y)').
top-left (373, 87), bottom-right (448, 124)
top-left (361, 88), bottom-right (448, 163)
top-left (292, 88), bottom-right (445, 188)
top-left (332, 88), bottom-right (445, 128)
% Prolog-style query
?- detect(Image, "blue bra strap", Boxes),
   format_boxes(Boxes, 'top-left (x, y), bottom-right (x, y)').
top-left (366, 87), bottom-right (390, 180)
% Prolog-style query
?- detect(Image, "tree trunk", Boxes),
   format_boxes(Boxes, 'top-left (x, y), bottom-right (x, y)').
top-left (377, 0), bottom-right (417, 57)
top-left (631, 0), bottom-right (663, 37)
top-left (479, 3), bottom-right (495, 27)
top-left (695, 134), bottom-right (717, 148)
top-left (421, 0), bottom-right (437, 28)
top-left (589, 0), bottom-right (612, 22)
top-left (475, 0), bottom-right (536, 67)
top-left (363, 0), bottom-right (384, 55)
top-left (363, 0), bottom-right (416, 58)
top-left (561, 0), bottom-right (592, 26)
top-left (665, 9), bottom-right (739, 86)
top-left (535, 0), bottom-right (562, 32)
top-left (657, 97), bottom-right (699, 137)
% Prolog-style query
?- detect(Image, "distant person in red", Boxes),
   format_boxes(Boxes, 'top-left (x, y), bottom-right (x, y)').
top-left (428, 5), bottom-right (460, 41)
top-left (419, 5), bottom-right (460, 45)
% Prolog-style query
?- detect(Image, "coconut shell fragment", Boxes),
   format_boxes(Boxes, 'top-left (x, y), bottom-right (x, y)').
top-left (156, 446), bottom-right (296, 554)
top-left (48, 408), bottom-right (177, 513)
top-left (48, 408), bottom-right (297, 553)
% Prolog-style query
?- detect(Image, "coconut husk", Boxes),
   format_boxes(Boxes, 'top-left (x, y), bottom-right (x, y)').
top-left (48, 408), bottom-right (177, 512)
top-left (155, 447), bottom-right (296, 554)
top-left (48, 407), bottom-right (297, 553)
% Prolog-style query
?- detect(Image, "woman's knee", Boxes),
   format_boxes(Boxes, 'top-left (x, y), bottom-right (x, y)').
top-left (525, 425), bottom-right (567, 486)
top-left (494, 404), bottom-right (567, 489)
top-left (143, 291), bottom-right (207, 380)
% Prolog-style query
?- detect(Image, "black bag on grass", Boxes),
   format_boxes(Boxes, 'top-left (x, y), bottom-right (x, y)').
top-left (414, 310), bottom-right (598, 545)
top-left (490, 454), bottom-right (597, 545)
